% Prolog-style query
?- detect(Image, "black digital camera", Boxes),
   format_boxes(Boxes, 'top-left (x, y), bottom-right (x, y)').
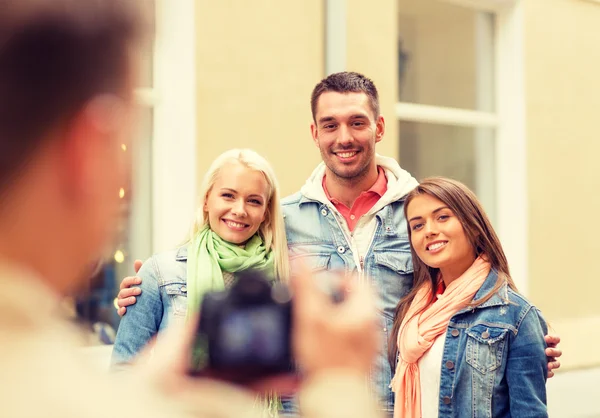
top-left (188, 269), bottom-right (295, 384)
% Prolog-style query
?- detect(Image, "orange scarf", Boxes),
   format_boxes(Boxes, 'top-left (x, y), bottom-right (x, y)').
top-left (390, 257), bottom-right (491, 418)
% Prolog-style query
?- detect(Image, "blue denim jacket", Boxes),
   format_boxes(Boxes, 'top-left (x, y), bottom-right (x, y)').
top-left (111, 246), bottom-right (189, 365)
top-left (435, 269), bottom-right (548, 417)
top-left (282, 201), bottom-right (416, 411)
top-left (281, 157), bottom-right (418, 414)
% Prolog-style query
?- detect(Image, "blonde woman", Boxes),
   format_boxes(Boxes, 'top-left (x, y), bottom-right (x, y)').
top-left (111, 149), bottom-right (289, 365)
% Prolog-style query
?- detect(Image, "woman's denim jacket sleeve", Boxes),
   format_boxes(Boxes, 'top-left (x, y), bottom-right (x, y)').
top-left (110, 248), bottom-right (188, 366)
top-left (438, 269), bottom-right (548, 417)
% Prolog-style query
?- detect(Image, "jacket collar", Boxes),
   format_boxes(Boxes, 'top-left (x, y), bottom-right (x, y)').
top-left (298, 154), bottom-right (418, 211)
top-left (175, 245), bottom-right (188, 261)
top-left (455, 268), bottom-right (510, 315)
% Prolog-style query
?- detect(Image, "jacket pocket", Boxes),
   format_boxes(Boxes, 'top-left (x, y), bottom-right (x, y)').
top-left (466, 324), bottom-right (509, 374)
top-left (373, 251), bottom-right (413, 275)
top-left (289, 253), bottom-right (331, 273)
top-left (163, 281), bottom-right (188, 317)
top-left (372, 251), bottom-right (414, 319)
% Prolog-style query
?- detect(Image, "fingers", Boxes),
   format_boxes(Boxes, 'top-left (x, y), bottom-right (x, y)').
top-left (117, 296), bottom-right (137, 308)
top-left (290, 264), bottom-right (329, 315)
top-left (119, 275), bottom-right (142, 290)
top-left (547, 359), bottom-right (561, 371)
top-left (118, 286), bottom-right (141, 299)
top-left (247, 374), bottom-right (301, 396)
top-left (544, 334), bottom-right (561, 348)
top-left (134, 259), bottom-right (143, 273)
top-left (545, 347), bottom-right (562, 359)
top-left (146, 316), bottom-right (199, 374)
top-left (117, 306), bottom-right (126, 317)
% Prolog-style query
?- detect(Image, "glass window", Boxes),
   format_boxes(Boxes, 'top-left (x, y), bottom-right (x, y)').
top-left (399, 121), bottom-right (496, 220)
top-left (397, 0), bottom-right (495, 110)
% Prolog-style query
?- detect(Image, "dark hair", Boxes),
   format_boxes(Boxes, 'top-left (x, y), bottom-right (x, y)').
top-left (0, 0), bottom-right (146, 195)
top-left (310, 71), bottom-right (380, 121)
top-left (388, 177), bottom-right (518, 367)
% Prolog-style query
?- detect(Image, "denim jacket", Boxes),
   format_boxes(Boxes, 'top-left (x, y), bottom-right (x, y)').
top-left (111, 246), bottom-right (189, 365)
top-left (435, 269), bottom-right (548, 417)
top-left (281, 155), bottom-right (419, 413)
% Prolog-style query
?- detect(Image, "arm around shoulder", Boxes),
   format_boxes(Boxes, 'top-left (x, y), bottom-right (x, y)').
top-left (506, 305), bottom-right (549, 417)
top-left (111, 257), bottom-right (164, 366)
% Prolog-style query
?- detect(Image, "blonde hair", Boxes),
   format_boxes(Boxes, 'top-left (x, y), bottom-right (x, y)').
top-left (190, 149), bottom-right (290, 281)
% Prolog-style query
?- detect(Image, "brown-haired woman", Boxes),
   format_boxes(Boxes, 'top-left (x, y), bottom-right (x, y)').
top-left (389, 177), bottom-right (548, 418)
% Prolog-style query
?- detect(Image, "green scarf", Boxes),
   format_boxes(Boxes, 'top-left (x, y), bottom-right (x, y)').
top-left (186, 227), bottom-right (280, 416)
top-left (187, 227), bottom-right (281, 417)
top-left (186, 226), bottom-right (275, 319)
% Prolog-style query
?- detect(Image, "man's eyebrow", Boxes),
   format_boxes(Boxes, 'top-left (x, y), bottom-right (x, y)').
top-left (318, 116), bottom-right (336, 124)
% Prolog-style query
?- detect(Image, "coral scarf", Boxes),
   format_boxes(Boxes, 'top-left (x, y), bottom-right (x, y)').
top-left (390, 257), bottom-right (491, 418)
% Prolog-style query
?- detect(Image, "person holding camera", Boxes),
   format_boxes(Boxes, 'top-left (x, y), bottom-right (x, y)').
top-left (0, 2), bottom-right (386, 417)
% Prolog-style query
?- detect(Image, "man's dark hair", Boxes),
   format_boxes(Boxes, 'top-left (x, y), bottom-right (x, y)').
top-left (310, 71), bottom-right (380, 122)
top-left (0, 0), bottom-right (146, 194)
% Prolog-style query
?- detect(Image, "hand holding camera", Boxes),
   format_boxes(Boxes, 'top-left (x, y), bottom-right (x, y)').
top-left (291, 267), bottom-right (379, 379)
top-left (188, 266), bottom-right (379, 388)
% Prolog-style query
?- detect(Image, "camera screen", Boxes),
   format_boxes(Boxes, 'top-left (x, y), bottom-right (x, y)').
top-left (213, 305), bottom-right (287, 366)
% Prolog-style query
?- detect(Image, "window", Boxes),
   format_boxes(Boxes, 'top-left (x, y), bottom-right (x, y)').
top-left (397, 0), bottom-right (496, 211)
top-left (396, 0), bottom-right (527, 291)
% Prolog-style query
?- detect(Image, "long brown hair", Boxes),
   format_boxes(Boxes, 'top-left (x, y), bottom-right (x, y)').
top-left (388, 177), bottom-right (518, 366)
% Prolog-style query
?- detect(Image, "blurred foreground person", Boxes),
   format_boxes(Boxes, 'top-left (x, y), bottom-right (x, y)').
top-left (0, 1), bottom-right (383, 417)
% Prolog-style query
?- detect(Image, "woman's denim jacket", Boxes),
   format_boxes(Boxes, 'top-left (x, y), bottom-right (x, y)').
top-left (111, 247), bottom-right (189, 366)
top-left (282, 193), bottom-right (414, 413)
top-left (434, 269), bottom-right (548, 417)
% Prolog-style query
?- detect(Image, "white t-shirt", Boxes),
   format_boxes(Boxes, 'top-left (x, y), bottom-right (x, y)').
top-left (418, 334), bottom-right (446, 418)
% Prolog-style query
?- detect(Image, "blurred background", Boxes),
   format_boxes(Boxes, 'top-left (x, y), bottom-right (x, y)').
top-left (74, 0), bottom-right (600, 416)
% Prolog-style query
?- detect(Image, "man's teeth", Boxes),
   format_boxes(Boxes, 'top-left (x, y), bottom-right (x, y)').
top-left (226, 220), bottom-right (246, 228)
top-left (337, 151), bottom-right (357, 158)
top-left (428, 242), bottom-right (447, 251)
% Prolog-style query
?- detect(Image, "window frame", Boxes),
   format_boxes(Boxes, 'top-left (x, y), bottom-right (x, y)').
top-left (396, 0), bottom-right (528, 292)
top-left (150, 0), bottom-right (198, 253)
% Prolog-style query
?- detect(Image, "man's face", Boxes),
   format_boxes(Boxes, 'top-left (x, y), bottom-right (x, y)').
top-left (311, 92), bottom-right (384, 182)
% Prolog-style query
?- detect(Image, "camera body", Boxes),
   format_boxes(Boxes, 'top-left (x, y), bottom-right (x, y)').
top-left (189, 269), bottom-right (295, 384)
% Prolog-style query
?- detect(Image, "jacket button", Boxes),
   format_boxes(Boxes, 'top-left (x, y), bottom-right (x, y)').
top-left (321, 209), bottom-right (328, 216)
top-left (451, 329), bottom-right (459, 337)
top-left (482, 331), bottom-right (490, 339)
top-left (445, 361), bottom-right (455, 370)
top-left (442, 396), bottom-right (451, 405)
top-left (181, 286), bottom-right (187, 293)
top-left (337, 246), bottom-right (346, 254)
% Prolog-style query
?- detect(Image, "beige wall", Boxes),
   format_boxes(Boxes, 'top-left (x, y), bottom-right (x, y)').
top-left (194, 0), bottom-right (401, 195)
top-left (195, 0), bottom-right (324, 197)
top-left (524, 0), bottom-right (600, 369)
top-left (347, 0), bottom-right (399, 160)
